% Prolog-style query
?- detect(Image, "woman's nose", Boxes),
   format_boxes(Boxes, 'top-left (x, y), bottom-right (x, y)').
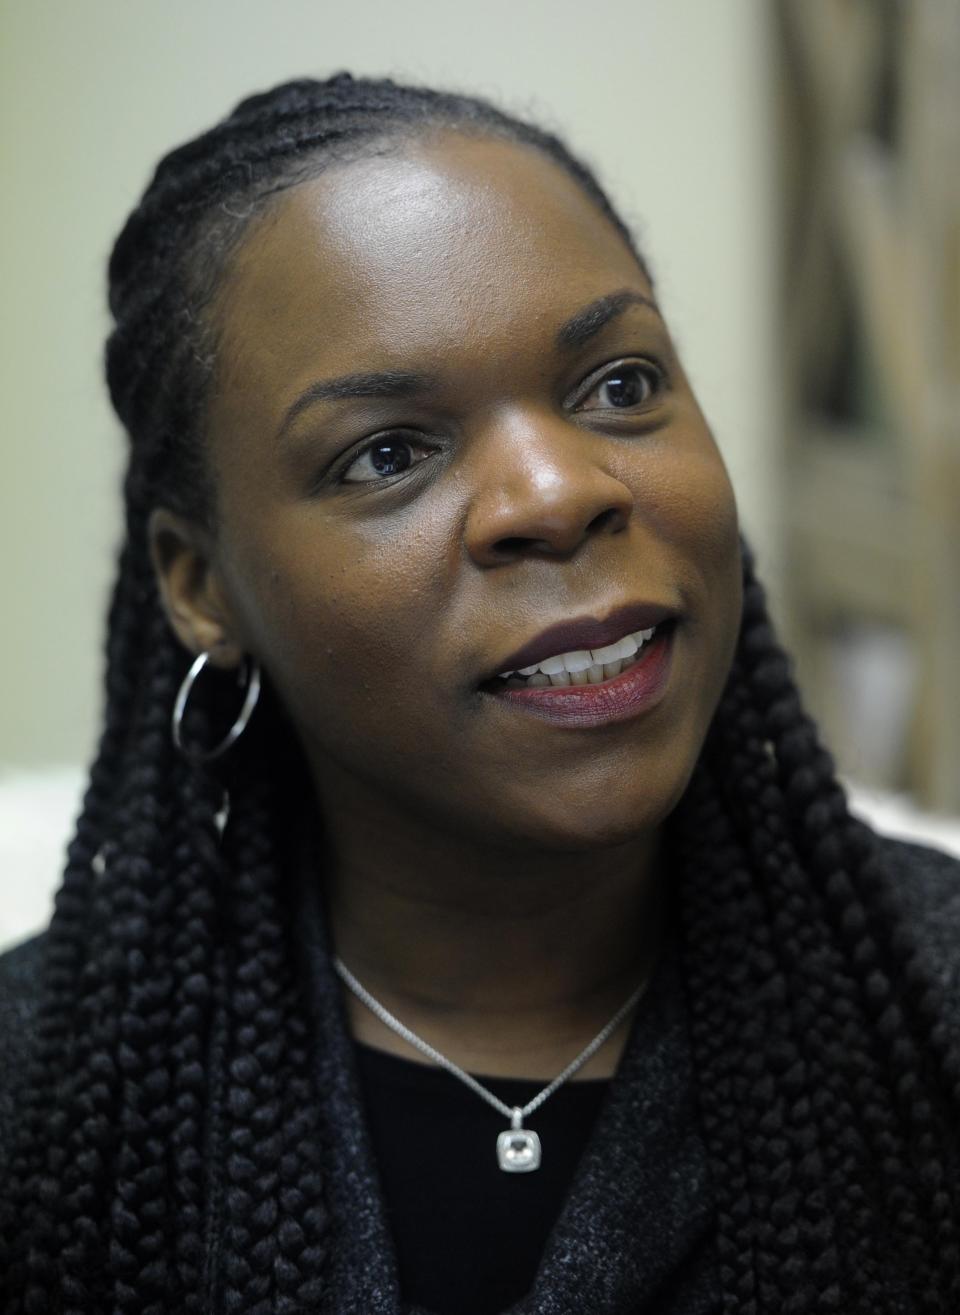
top-left (463, 412), bottom-right (634, 566)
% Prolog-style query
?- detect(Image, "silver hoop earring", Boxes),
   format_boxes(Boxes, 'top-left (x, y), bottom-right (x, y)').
top-left (171, 651), bottom-right (262, 763)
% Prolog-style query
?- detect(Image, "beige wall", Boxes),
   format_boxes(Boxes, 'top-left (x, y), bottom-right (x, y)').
top-left (0, 0), bottom-right (779, 769)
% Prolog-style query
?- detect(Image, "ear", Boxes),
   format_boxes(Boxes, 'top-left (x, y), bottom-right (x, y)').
top-left (148, 508), bottom-right (244, 669)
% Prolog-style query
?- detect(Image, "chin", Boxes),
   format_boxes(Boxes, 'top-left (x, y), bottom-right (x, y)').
top-left (476, 771), bottom-right (692, 855)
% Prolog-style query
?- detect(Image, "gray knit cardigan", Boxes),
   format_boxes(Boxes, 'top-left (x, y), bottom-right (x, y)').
top-left (1, 835), bottom-right (959, 1313)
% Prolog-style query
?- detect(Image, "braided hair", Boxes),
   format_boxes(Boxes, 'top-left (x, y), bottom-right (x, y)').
top-left (2, 74), bottom-right (957, 1313)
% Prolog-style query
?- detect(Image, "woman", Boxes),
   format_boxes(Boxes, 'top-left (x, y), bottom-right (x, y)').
top-left (1, 74), bottom-right (958, 1315)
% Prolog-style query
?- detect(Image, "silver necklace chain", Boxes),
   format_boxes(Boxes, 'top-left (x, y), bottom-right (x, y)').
top-left (333, 955), bottom-right (649, 1172)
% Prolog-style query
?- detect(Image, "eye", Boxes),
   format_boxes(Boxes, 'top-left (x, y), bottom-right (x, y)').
top-left (575, 360), bottom-right (663, 412)
top-left (340, 432), bottom-right (434, 484)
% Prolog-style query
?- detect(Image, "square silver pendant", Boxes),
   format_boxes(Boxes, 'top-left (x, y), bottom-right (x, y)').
top-left (496, 1127), bottom-right (541, 1173)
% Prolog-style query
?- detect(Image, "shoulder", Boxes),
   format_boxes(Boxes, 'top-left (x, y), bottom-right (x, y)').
top-left (870, 833), bottom-right (960, 1020)
top-left (872, 831), bottom-right (960, 935)
top-left (0, 931), bottom-right (46, 1021)
top-left (0, 925), bottom-right (47, 987)
top-left (0, 932), bottom-right (47, 1152)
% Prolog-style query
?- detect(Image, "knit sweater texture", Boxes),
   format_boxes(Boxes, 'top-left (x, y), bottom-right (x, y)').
top-left (1, 834), bottom-right (958, 1312)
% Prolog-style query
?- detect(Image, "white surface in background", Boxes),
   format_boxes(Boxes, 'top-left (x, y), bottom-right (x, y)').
top-left (0, 768), bottom-right (85, 951)
top-left (828, 624), bottom-right (918, 788)
top-left (1, 766), bottom-right (958, 955)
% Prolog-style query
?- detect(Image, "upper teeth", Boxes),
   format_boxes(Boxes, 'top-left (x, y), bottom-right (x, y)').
top-left (497, 626), bottom-right (657, 680)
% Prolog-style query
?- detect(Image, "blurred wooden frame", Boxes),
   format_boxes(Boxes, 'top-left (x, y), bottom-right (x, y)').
top-left (777, 0), bottom-right (960, 810)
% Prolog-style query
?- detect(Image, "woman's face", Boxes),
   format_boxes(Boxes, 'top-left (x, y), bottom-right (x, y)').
top-left (189, 132), bottom-right (742, 851)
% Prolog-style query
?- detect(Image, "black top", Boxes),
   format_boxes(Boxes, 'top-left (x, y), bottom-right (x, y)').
top-left (352, 1042), bottom-right (611, 1314)
top-left (315, 929), bottom-right (722, 1315)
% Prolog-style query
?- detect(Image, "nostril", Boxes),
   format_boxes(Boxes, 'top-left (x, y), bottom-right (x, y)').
top-left (488, 507), bottom-right (626, 559)
top-left (491, 533), bottom-right (581, 559)
top-left (493, 536), bottom-right (532, 556)
top-left (588, 507), bottom-right (627, 535)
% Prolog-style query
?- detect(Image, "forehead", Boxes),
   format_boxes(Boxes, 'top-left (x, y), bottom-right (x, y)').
top-left (211, 134), bottom-right (646, 415)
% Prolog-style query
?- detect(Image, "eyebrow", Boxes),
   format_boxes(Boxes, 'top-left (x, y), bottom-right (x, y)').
top-left (555, 289), bottom-right (660, 350)
top-left (277, 368), bottom-right (436, 440)
top-left (276, 288), bottom-right (660, 440)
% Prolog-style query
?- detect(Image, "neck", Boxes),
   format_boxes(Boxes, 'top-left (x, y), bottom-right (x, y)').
top-left (311, 783), bottom-right (666, 1080)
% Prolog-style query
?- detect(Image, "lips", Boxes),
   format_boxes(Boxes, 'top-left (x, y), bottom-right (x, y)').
top-left (480, 601), bottom-right (681, 686)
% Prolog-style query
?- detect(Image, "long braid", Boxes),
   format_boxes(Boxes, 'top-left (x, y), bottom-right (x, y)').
top-left (1, 499), bottom-right (159, 1293)
top-left (670, 547), bottom-right (960, 1311)
top-left (213, 767), bottom-right (328, 1313)
top-left (670, 758), bottom-right (764, 1313)
top-left (162, 763), bottom-right (225, 1309)
top-left (740, 551), bottom-right (960, 1301)
top-left (3, 75), bottom-right (958, 1313)
top-left (699, 668), bottom-right (887, 1310)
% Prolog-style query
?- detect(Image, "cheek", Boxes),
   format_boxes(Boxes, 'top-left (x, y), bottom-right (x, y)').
top-left (630, 438), bottom-right (742, 687)
top-left (648, 439), bottom-right (738, 548)
top-left (219, 505), bottom-right (450, 739)
top-left (614, 427), bottom-right (741, 591)
top-left (677, 449), bottom-right (742, 627)
top-left (689, 462), bottom-right (743, 726)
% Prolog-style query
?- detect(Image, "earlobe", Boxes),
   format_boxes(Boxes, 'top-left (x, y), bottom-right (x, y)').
top-left (148, 507), bottom-right (243, 667)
